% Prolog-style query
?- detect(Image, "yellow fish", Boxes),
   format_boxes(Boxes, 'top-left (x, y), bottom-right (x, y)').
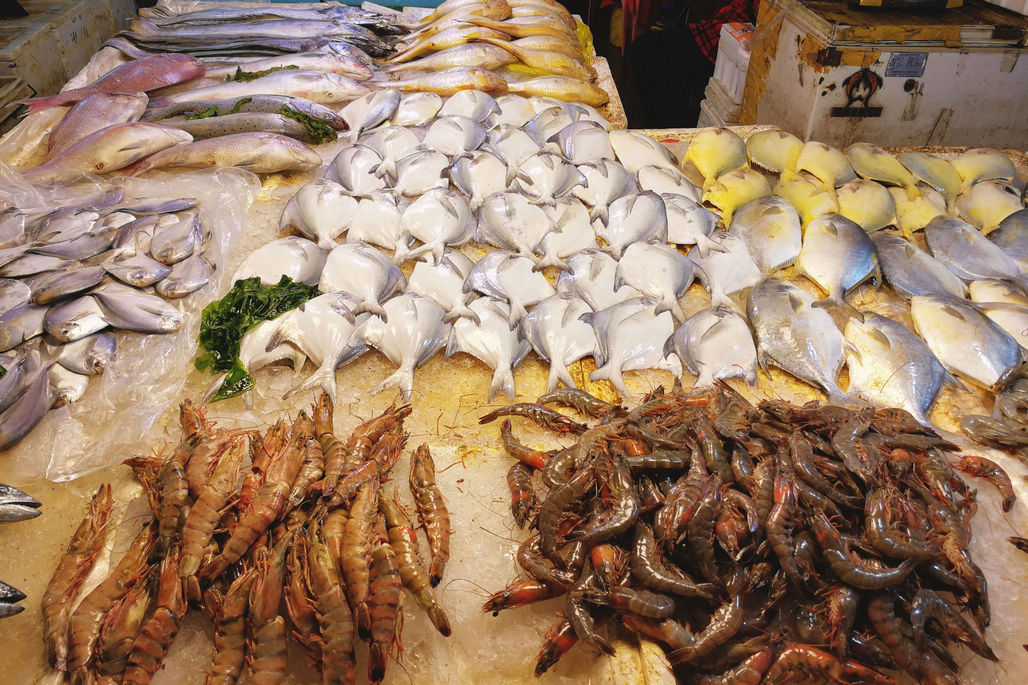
top-left (951, 148), bottom-right (1016, 190)
top-left (417, 0), bottom-right (509, 25)
top-left (897, 151), bottom-right (961, 204)
top-left (475, 36), bottom-right (595, 79)
top-left (703, 167), bottom-right (771, 225)
top-left (386, 25), bottom-right (513, 64)
top-left (788, 141), bottom-right (856, 189)
top-left (846, 142), bottom-right (918, 199)
top-left (955, 180), bottom-right (1024, 235)
top-left (384, 66), bottom-right (508, 95)
top-left (503, 75), bottom-right (608, 106)
top-left (836, 179), bottom-right (896, 233)
top-left (684, 127), bottom-right (747, 192)
top-left (746, 128), bottom-right (803, 173)
top-left (774, 174), bottom-right (839, 227)
top-left (889, 184), bottom-right (946, 239)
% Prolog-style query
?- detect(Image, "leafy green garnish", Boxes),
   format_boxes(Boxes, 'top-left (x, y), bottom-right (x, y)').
top-left (195, 275), bottom-right (319, 401)
top-left (184, 107), bottom-right (220, 120)
top-left (228, 97), bottom-right (253, 115)
top-left (0, 364), bottom-right (6, 379)
top-left (227, 64), bottom-right (299, 82)
top-left (279, 105), bottom-right (337, 145)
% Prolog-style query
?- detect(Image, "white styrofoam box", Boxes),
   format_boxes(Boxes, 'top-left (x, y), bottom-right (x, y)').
top-left (0, 20), bottom-right (68, 97)
top-left (713, 22), bottom-right (754, 103)
top-left (53, 1), bottom-right (117, 83)
top-left (697, 99), bottom-right (724, 128)
top-left (983, 0), bottom-right (1028, 15)
top-left (706, 78), bottom-right (741, 119)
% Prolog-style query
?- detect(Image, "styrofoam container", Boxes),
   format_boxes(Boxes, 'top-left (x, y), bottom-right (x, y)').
top-left (983, 0), bottom-right (1027, 15)
top-left (713, 22), bottom-right (754, 103)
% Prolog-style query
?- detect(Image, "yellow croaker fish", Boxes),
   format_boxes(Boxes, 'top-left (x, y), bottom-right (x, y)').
top-left (702, 167), bottom-right (772, 225)
top-left (836, 178), bottom-right (896, 233)
top-left (510, 3), bottom-right (577, 33)
top-left (684, 127), bottom-right (748, 191)
top-left (897, 151), bottom-right (961, 204)
top-left (955, 180), bottom-right (1024, 235)
top-left (787, 141), bottom-right (856, 189)
top-left (382, 66), bottom-right (508, 95)
top-left (503, 75), bottom-right (608, 106)
top-left (845, 142), bottom-right (918, 199)
top-left (467, 15), bottom-right (577, 41)
top-left (746, 128), bottom-right (803, 173)
top-left (475, 36), bottom-right (595, 79)
top-left (403, 0), bottom-right (513, 42)
top-left (416, 0), bottom-right (509, 25)
top-left (950, 147), bottom-right (1016, 190)
top-left (774, 174), bottom-right (839, 227)
top-left (889, 184), bottom-right (946, 238)
top-left (382, 43), bottom-right (517, 74)
top-left (504, 34), bottom-right (583, 58)
top-left (385, 25), bottom-right (512, 64)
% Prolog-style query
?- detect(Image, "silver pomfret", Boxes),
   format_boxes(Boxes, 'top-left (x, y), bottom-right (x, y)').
top-left (728, 196), bottom-right (801, 274)
top-left (688, 232), bottom-right (762, 310)
top-left (318, 242), bottom-right (405, 318)
top-left (596, 191), bottom-right (667, 259)
top-left (925, 215), bottom-right (1024, 284)
top-left (614, 242), bottom-right (693, 322)
top-left (446, 297), bottom-right (530, 400)
top-left (395, 188), bottom-right (474, 264)
top-left (664, 306), bottom-right (757, 387)
top-left (280, 178), bottom-right (358, 251)
top-left (795, 213), bottom-right (878, 317)
top-left (583, 297), bottom-right (677, 395)
top-left (989, 209), bottom-right (1028, 271)
top-left (871, 232), bottom-right (965, 300)
top-left (520, 293), bottom-right (597, 392)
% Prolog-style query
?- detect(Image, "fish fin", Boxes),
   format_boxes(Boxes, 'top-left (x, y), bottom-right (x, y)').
top-left (265, 315), bottom-right (301, 353)
top-left (444, 328), bottom-right (461, 359)
top-left (488, 366), bottom-right (516, 402)
top-left (507, 300), bottom-right (528, 329)
top-left (369, 366), bottom-right (414, 402)
top-left (284, 366), bottom-right (338, 404)
top-left (695, 368), bottom-right (714, 389)
top-left (694, 233), bottom-right (727, 257)
top-left (532, 251), bottom-right (568, 273)
top-left (442, 305), bottom-right (481, 325)
top-left (824, 385), bottom-right (863, 409)
top-left (590, 204), bottom-right (608, 225)
top-left (811, 296), bottom-right (864, 324)
top-left (662, 336), bottom-right (677, 359)
top-left (670, 299), bottom-right (687, 323)
top-left (353, 300), bottom-right (388, 323)
top-left (943, 369), bottom-right (970, 393)
top-left (19, 93), bottom-right (74, 114)
top-left (843, 339), bottom-right (863, 365)
top-left (588, 362), bottom-right (628, 396)
top-left (512, 340), bottom-right (532, 368)
top-left (202, 372), bottom-right (228, 405)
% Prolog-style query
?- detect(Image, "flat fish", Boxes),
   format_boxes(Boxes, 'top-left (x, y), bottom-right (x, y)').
top-left (924, 215), bottom-right (1025, 285)
top-left (614, 242), bottom-right (694, 321)
top-left (391, 91), bottom-right (443, 126)
top-left (318, 242), bottom-right (405, 319)
top-left (395, 188), bottom-right (474, 264)
top-left (421, 115), bottom-right (486, 158)
top-left (437, 89), bottom-right (499, 123)
top-left (663, 193), bottom-right (720, 254)
top-left (29, 266), bottom-right (106, 305)
top-left (486, 124), bottom-right (544, 168)
top-left (989, 209), bottom-right (1028, 271)
top-left (950, 148), bottom-right (1015, 189)
top-left (836, 179), bottom-right (896, 233)
top-left (537, 197), bottom-right (599, 270)
top-left (49, 363), bottom-right (89, 407)
top-left (519, 293), bottom-right (598, 392)
top-left (845, 142), bottom-right (917, 197)
top-left (150, 211), bottom-right (204, 265)
top-left (728, 196), bottom-right (801, 274)
top-left (154, 252), bottom-right (213, 298)
top-left (636, 165), bottom-right (700, 202)
top-left (232, 236), bottom-right (326, 287)
top-left (449, 150), bottom-right (512, 210)
top-left (969, 279), bottom-right (1028, 307)
top-left (0, 304), bottom-right (47, 351)
top-left (0, 349), bottom-right (39, 414)
top-left (515, 151), bottom-right (585, 205)
top-left (0, 279), bottom-right (30, 317)
top-left (889, 185), bottom-right (946, 239)
top-left (93, 284), bottom-right (183, 334)
top-left (358, 293), bottom-right (451, 401)
top-left (237, 313), bottom-right (306, 381)
top-left (702, 167), bottom-right (771, 226)
top-left (54, 332), bottom-right (117, 376)
top-left (280, 178), bottom-right (358, 250)
top-left (792, 141), bottom-right (856, 189)
top-left (326, 144), bottom-right (387, 196)
top-left (524, 106), bottom-right (576, 146)
top-left (910, 294), bottom-right (1022, 389)
top-left (664, 306), bottom-right (757, 387)
top-left (446, 297), bottom-right (531, 400)
top-left (954, 180), bottom-right (1023, 234)
top-left (405, 250), bottom-right (478, 322)
top-left (746, 128), bottom-right (802, 173)
top-left (747, 278), bottom-right (853, 403)
top-left (0, 255), bottom-right (68, 279)
top-left (491, 94), bottom-right (537, 128)
top-left (43, 297), bottom-right (108, 343)
top-left (361, 125), bottom-right (421, 181)
top-left (463, 251), bottom-right (555, 327)
top-left (609, 130), bottom-right (677, 174)
top-left (583, 297), bottom-right (677, 395)
top-left (269, 293), bottom-right (367, 401)
top-left (476, 192), bottom-right (556, 260)
top-left (340, 88), bottom-right (401, 139)
top-left (774, 175), bottom-right (839, 226)
top-left (0, 364), bottom-right (52, 451)
top-left (393, 151), bottom-right (450, 197)
top-left (556, 249), bottom-right (641, 312)
top-left (572, 160), bottom-right (634, 223)
top-left (596, 191), bottom-right (667, 259)
top-left (346, 192), bottom-right (410, 252)
top-left (977, 301), bottom-right (1028, 351)
top-left (844, 312), bottom-right (949, 424)
top-left (795, 214), bottom-right (878, 317)
top-left (871, 232), bottom-right (965, 300)
top-left (551, 121), bottom-right (614, 165)
top-left (897, 152), bottom-right (961, 202)
top-left (683, 127), bottom-right (747, 190)
top-left (688, 232), bottom-right (762, 310)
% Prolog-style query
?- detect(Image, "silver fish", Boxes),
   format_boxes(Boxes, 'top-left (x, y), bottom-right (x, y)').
top-left (608, 130), bottom-right (677, 174)
top-left (446, 297), bottom-right (530, 400)
top-left (583, 297), bottom-right (677, 395)
top-left (394, 151), bottom-right (450, 197)
top-left (492, 94), bottom-right (537, 128)
top-left (422, 115), bottom-right (486, 158)
top-left (871, 232), bottom-right (965, 300)
top-left (438, 89), bottom-right (500, 123)
top-left (977, 301), bottom-right (1028, 350)
top-left (103, 251), bottom-right (172, 288)
top-left (486, 124), bottom-right (544, 168)
top-left (31, 209), bottom-right (100, 244)
top-left (663, 193), bottom-right (721, 255)
top-left (155, 252), bottom-right (213, 298)
top-left (55, 332), bottom-right (117, 375)
top-left (43, 297), bottom-right (108, 343)
top-left (925, 215), bottom-right (1025, 285)
top-left (358, 293), bottom-right (451, 401)
top-left (49, 363), bottom-right (89, 406)
top-left (362, 125), bottom-right (421, 181)
top-left (159, 112), bottom-right (324, 144)
top-left (525, 106), bottom-right (576, 146)
top-left (463, 251), bottom-right (555, 327)
top-left (327, 145), bottom-right (388, 196)
top-left (0, 304), bottom-right (46, 351)
top-left (93, 284), bottom-right (183, 333)
top-left (688, 232), bottom-right (762, 310)
top-left (150, 212), bottom-right (203, 265)
top-left (664, 306), bottom-right (757, 387)
top-left (47, 91), bottom-right (149, 160)
top-left (844, 312), bottom-right (949, 424)
top-left (395, 188), bottom-right (474, 264)
top-left (144, 94), bottom-right (347, 131)
top-left (449, 151), bottom-right (512, 210)
top-left (0, 350), bottom-right (38, 415)
top-left (557, 249), bottom-right (641, 312)
top-left (910, 295), bottom-right (1022, 389)
top-left (989, 209), bottom-right (1028, 272)
top-left (476, 192), bottom-right (556, 260)
top-left (0, 279), bottom-right (31, 317)
top-left (346, 192), bottom-right (410, 251)
top-left (614, 242), bottom-right (694, 321)
top-left (795, 214), bottom-right (878, 318)
top-left (969, 279), bottom-right (1028, 307)
top-left (0, 210), bottom-right (29, 249)
top-left (391, 91), bottom-right (443, 126)
top-left (124, 132), bottom-right (322, 175)
top-left (636, 165), bottom-right (700, 202)
top-left (30, 223), bottom-right (118, 261)
top-left (537, 198), bottom-right (600, 270)
top-left (0, 255), bottom-right (67, 279)
top-left (233, 236), bottom-right (326, 287)
top-left (405, 250), bottom-right (478, 323)
top-left (201, 52), bottom-right (374, 82)
top-left (728, 196), bottom-right (801, 274)
top-left (551, 121), bottom-right (614, 165)
top-left (319, 242), bottom-right (405, 319)
top-left (268, 293), bottom-right (367, 401)
top-left (341, 89), bottom-right (402, 139)
top-left (597, 191), bottom-right (667, 259)
top-left (516, 151), bottom-right (585, 205)
top-left (572, 160), bottom-right (635, 223)
top-left (237, 313), bottom-right (306, 381)
top-left (29, 266), bottom-right (106, 305)
top-left (747, 278), bottom-right (853, 403)
top-left (0, 364), bottom-right (52, 451)
top-left (0, 482), bottom-right (41, 521)
top-left (519, 293), bottom-right (599, 392)
top-left (280, 178), bottom-right (358, 251)
top-left (146, 70), bottom-right (370, 108)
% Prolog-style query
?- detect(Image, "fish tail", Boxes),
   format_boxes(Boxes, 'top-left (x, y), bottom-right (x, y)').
top-left (588, 362), bottom-right (628, 397)
top-left (201, 372), bottom-right (228, 404)
top-left (589, 204), bottom-right (608, 225)
top-left (19, 92), bottom-right (78, 114)
top-left (355, 300), bottom-right (388, 323)
top-left (369, 367), bottom-right (415, 402)
top-left (442, 305), bottom-right (480, 325)
top-left (811, 296), bottom-right (864, 323)
top-left (532, 251), bottom-right (568, 273)
top-left (488, 366), bottom-right (517, 402)
top-left (546, 363), bottom-right (574, 393)
top-left (507, 300), bottom-right (528, 329)
top-left (284, 366), bottom-right (337, 404)
top-left (824, 384), bottom-right (862, 409)
top-left (117, 159), bottom-right (149, 177)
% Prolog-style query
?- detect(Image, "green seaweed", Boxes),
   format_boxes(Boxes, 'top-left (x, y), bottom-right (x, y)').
top-left (0, 364), bottom-right (5, 379)
top-left (279, 106), bottom-right (337, 145)
top-left (226, 64), bottom-right (299, 82)
top-left (184, 107), bottom-right (220, 120)
top-left (228, 97), bottom-right (253, 115)
top-left (195, 275), bottom-right (319, 401)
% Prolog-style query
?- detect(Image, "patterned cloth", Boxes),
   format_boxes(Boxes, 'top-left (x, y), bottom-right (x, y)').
top-left (689, 0), bottom-right (759, 63)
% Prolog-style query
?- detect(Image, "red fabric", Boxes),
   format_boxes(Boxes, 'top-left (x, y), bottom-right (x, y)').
top-left (689, 0), bottom-right (758, 63)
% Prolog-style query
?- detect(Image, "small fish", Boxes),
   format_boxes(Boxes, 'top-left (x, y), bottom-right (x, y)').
top-left (889, 185), bottom-right (946, 239)
top-left (280, 178), bottom-right (358, 251)
top-left (476, 192), bottom-right (556, 260)
top-left (662, 193), bottom-right (720, 254)
top-left (969, 279), bottom-right (1028, 307)
top-left (515, 151), bottom-right (585, 204)
top-left (0, 304), bottom-right (46, 351)
top-left (688, 232), bottom-right (762, 310)
top-left (774, 175), bottom-right (839, 226)
top-left (609, 130), bottom-right (677, 174)
top-left (551, 121), bottom-right (614, 165)
top-left (583, 297), bottom-right (678, 395)
top-left (910, 295), bottom-right (1022, 389)
top-left (897, 151), bottom-right (961, 202)
top-left (572, 160), bottom-right (634, 223)
top-left (977, 301), bottom-right (1028, 350)
top-left (146, 70), bottom-right (370, 108)
top-left (340, 89), bottom-right (402, 140)
top-left (636, 166), bottom-right (700, 202)
top-left (447, 297), bottom-right (531, 400)
top-left (49, 363), bottom-right (89, 407)
top-left (664, 306), bottom-right (757, 387)
top-left (155, 252), bottom-right (213, 298)
top-left (422, 115), bottom-right (487, 158)
top-left (391, 92), bottom-right (443, 126)
top-left (0, 254), bottom-right (67, 279)
top-left (989, 209), bottom-right (1028, 271)
top-left (536, 197), bottom-right (599, 270)
top-left (437, 89), bottom-right (500, 122)
top-left (232, 236), bottom-right (326, 287)
top-left (0, 366), bottom-right (52, 451)
top-left (683, 127), bottom-right (747, 190)
top-left (925, 215), bottom-right (1025, 285)
top-left (358, 293), bottom-right (451, 401)
top-left (954, 180), bottom-right (1023, 234)
top-left (0, 483), bottom-right (42, 521)
top-left (745, 128), bottom-right (802, 173)
top-left (463, 251), bottom-right (555, 327)
top-left (0, 279), bottom-right (30, 317)
top-left (844, 312), bottom-right (950, 424)
top-left (319, 242), bottom-right (405, 319)
top-left (614, 242), bottom-right (694, 321)
top-left (836, 179), bottom-right (896, 233)
top-left (795, 214), bottom-right (878, 318)
top-left (791, 141), bottom-right (856, 189)
top-left (29, 266), bottom-right (106, 305)
top-left (394, 151), bottom-right (450, 197)
top-left (449, 151), bottom-right (512, 210)
top-left (728, 196), bottom-right (801, 274)
top-left (406, 250), bottom-right (478, 322)
top-left (150, 212), bottom-right (204, 265)
top-left (382, 66), bottom-right (508, 96)
top-left (47, 92), bottom-right (149, 160)
top-left (93, 284), bottom-right (183, 333)
top-left (556, 249), bottom-right (641, 312)
top-left (346, 192), bottom-right (410, 251)
top-left (519, 293), bottom-right (596, 392)
top-left (845, 143), bottom-right (917, 197)
top-left (327, 145), bottom-right (387, 196)
top-left (54, 332), bottom-right (117, 375)
top-left (871, 232), bottom-right (965, 300)
top-left (702, 168), bottom-right (771, 226)
top-left (123, 132), bottom-right (321, 175)
top-left (950, 148), bottom-right (1015, 189)
top-left (596, 191), bottom-right (667, 259)
top-left (395, 188), bottom-right (475, 264)
top-left (43, 297), bottom-right (108, 343)
top-left (747, 278), bottom-right (853, 403)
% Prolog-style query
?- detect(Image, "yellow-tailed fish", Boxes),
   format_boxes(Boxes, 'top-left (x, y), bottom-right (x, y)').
top-left (889, 184), bottom-right (945, 239)
top-left (951, 148), bottom-right (1016, 189)
top-left (386, 25), bottom-right (512, 64)
top-left (703, 167), bottom-right (772, 225)
top-left (468, 15), bottom-right (577, 41)
top-left (403, 12), bottom-right (501, 44)
top-left (836, 178), bottom-right (896, 233)
top-left (684, 127), bottom-right (747, 191)
top-left (417, 0), bottom-right (508, 24)
top-left (790, 141), bottom-right (856, 189)
top-left (955, 180), bottom-right (1024, 235)
top-left (511, 3), bottom-right (577, 33)
top-left (382, 43), bottom-right (517, 74)
top-left (897, 151), bottom-right (961, 203)
top-left (845, 142), bottom-right (918, 199)
top-left (503, 75), bottom-right (608, 107)
top-left (503, 34), bottom-right (583, 59)
top-left (405, 0), bottom-right (514, 40)
top-left (745, 127), bottom-right (803, 173)
top-left (382, 67), bottom-right (508, 95)
top-left (475, 36), bottom-right (595, 79)
top-left (774, 174), bottom-right (839, 226)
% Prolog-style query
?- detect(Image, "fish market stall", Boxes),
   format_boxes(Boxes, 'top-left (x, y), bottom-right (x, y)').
top-left (0, 1), bottom-right (1026, 684)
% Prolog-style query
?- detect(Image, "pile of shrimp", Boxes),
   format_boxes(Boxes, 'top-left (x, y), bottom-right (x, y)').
top-left (480, 383), bottom-right (1015, 684)
top-left (40, 393), bottom-right (453, 685)
top-left (962, 363), bottom-right (1028, 463)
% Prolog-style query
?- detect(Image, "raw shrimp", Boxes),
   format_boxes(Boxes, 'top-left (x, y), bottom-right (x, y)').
top-left (206, 568), bottom-right (256, 685)
top-left (507, 462), bottom-right (537, 528)
top-left (342, 481), bottom-right (378, 640)
top-left (538, 388), bottom-right (621, 418)
top-left (500, 418), bottom-right (552, 470)
top-left (180, 437), bottom-right (247, 580)
top-left (409, 444), bottom-right (451, 586)
top-left (368, 516), bottom-right (403, 683)
top-left (480, 403), bottom-right (588, 433)
top-left (954, 454), bottom-right (1016, 512)
top-left (307, 522), bottom-right (357, 685)
top-left (122, 547), bottom-right (187, 684)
